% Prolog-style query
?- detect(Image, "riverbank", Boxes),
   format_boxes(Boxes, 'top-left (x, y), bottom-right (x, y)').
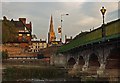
top-left (2, 59), bottom-right (120, 83)
top-left (2, 59), bottom-right (71, 82)
top-left (3, 66), bottom-right (68, 81)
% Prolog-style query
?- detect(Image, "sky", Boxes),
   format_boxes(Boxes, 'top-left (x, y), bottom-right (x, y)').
top-left (1, 1), bottom-right (119, 42)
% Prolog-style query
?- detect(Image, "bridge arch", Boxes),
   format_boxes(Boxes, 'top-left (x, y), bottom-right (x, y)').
top-left (89, 53), bottom-right (100, 66)
top-left (67, 57), bottom-right (76, 67)
top-left (78, 56), bottom-right (84, 67)
top-left (89, 52), bottom-right (100, 75)
top-left (106, 47), bottom-right (120, 69)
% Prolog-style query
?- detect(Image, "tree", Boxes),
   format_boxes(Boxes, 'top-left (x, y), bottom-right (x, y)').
top-left (2, 49), bottom-right (8, 59)
top-left (2, 20), bottom-right (18, 43)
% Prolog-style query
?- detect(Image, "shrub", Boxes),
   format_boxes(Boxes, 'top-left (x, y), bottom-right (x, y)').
top-left (2, 50), bottom-right (8, 59)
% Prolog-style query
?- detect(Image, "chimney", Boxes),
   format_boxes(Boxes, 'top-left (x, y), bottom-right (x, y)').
top-left (70, 36), bottom-right (72, 39)
top-left (29, 21), bottom-right (32, 31)
top-left (30, 21), bottom-right (32, 27)
top-left (40, 39), bottom-right (42, 41)
top-left (11, 19), bottom-right (14, 21)
top-left (3, 16), bottom-right (7, 20)
top-left (60, 38), bottom-right (62, 42)
top-left (90, 29), bottom-right (91, 31)
top-left (19, 18), bottom-right (26, 24)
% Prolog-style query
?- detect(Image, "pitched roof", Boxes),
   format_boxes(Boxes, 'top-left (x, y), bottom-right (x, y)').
top-left (11, 20), bottom-right (32, 32)
top-left (26, 24), bottom-right (32, 31)
top-left (11, 20), bottom-right (25, 30)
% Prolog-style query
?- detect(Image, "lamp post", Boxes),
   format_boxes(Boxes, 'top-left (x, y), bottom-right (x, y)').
top-left (100, 6), bottom-right (106, 25)
top-left (99, 6), bottom-right (106, 74)
top-left (100, 6), bottom-right (107, 42)
top-left (100, 6), bottom-right (106, 40)
top-left (60, 13), bottom-right (69, 43)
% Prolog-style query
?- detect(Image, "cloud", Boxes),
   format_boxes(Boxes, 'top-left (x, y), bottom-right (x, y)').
top-left (1, 2), bottom-right (119, 40)
top-left (2, 0), bottom-right (119, 2)
top-left (62, 2), bottom-right (118, 38)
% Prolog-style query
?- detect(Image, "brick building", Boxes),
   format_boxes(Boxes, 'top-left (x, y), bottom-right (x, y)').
top-left (2, 16), bottom-right (32, 48)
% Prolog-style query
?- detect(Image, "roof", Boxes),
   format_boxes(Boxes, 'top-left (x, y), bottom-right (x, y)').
top-left (26, 24), bottom-right (32, 31)
top-left (10, 17), bottom-right (32, 32)
top-left (11, 21), bottom-right (25, 30)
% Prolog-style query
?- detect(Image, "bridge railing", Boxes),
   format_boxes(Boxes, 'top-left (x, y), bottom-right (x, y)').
top-left (58, 19), bottom-right (120, 53)
top-left (105, 20), bottom-right (120, 39)
top-left (58, 28), bottom-right (102, 53)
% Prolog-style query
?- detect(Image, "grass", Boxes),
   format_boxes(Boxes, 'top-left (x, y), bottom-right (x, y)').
top-left (3, 66), bottom-right (67, 81)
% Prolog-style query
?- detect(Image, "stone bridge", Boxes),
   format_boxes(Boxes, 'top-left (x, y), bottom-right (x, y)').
top-left (50, 19), bottom-right (120, 76)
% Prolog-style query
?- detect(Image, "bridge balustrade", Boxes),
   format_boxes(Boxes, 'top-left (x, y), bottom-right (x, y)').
top-left (105, 21), bottom-right (120, 39)
top-left (58, 19), bottom-right (120, 53)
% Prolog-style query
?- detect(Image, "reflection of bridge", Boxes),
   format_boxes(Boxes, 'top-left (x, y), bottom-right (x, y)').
top-left (51, 19), bottom-right (120, 76)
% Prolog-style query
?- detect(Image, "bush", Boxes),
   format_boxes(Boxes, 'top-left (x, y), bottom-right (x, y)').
top-left (2, 50), bottom-right (8, 59)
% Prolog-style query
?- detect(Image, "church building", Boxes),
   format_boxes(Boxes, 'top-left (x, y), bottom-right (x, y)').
top-left (48, 15), bottom-right (61, 46)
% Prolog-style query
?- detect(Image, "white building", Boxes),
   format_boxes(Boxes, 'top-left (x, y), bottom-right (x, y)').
top-left (30, 39), bottom-right (47, 52)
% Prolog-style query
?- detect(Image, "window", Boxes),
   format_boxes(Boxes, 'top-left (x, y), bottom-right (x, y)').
top-left (19, 34), bottom-right (22, 36)
top-left (27, 34), bottom-right (30, 36)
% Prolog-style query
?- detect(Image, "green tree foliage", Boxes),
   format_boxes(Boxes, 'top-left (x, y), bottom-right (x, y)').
top-left (2, 20), bottom-right (18, 43)
top-left (1, 50), bottom-right (8, 59)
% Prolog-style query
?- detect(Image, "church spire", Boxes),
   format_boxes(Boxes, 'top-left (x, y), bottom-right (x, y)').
top-left (49, 15), bottom-right (54, 32)
top-left (48, 15), bottom-right (56, 44)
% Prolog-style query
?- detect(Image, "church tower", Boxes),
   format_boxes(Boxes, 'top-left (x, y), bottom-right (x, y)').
top-left (48, 15), bottom-right (56, 44)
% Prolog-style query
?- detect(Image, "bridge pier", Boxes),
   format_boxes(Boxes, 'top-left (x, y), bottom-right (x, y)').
top-left (80, 50), bottom-right (91, 72)
top-left (50, 53), bottom-right (68, 67)
top-left (50, 54), bottom-right (55, 65)
top-left (82, 54), bottom-right (89, 72)
top-left (82, 61), bottom-right (89, 72)
top-left (97, 47), bottom-right (112, 76)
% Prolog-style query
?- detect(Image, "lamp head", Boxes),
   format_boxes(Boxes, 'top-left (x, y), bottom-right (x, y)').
top-left (100, 6), bottom-right (106, 16)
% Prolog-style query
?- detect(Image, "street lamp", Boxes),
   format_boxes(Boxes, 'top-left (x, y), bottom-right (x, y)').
top-left (100, 6), bottom-right (106, 25)
top-left (99, 6), bottom-right (107, 74)
top-left (60, 13), bottom-right (69, 43)
top-left (100, 6), bottom-right (107, 39)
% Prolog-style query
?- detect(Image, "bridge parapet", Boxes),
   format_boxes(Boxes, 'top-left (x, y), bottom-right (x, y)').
top-left (57, 19), bottom-right (120, 53)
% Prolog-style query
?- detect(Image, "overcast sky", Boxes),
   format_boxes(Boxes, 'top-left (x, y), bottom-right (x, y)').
top-left (1, 1), bottom-right (119, 41)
